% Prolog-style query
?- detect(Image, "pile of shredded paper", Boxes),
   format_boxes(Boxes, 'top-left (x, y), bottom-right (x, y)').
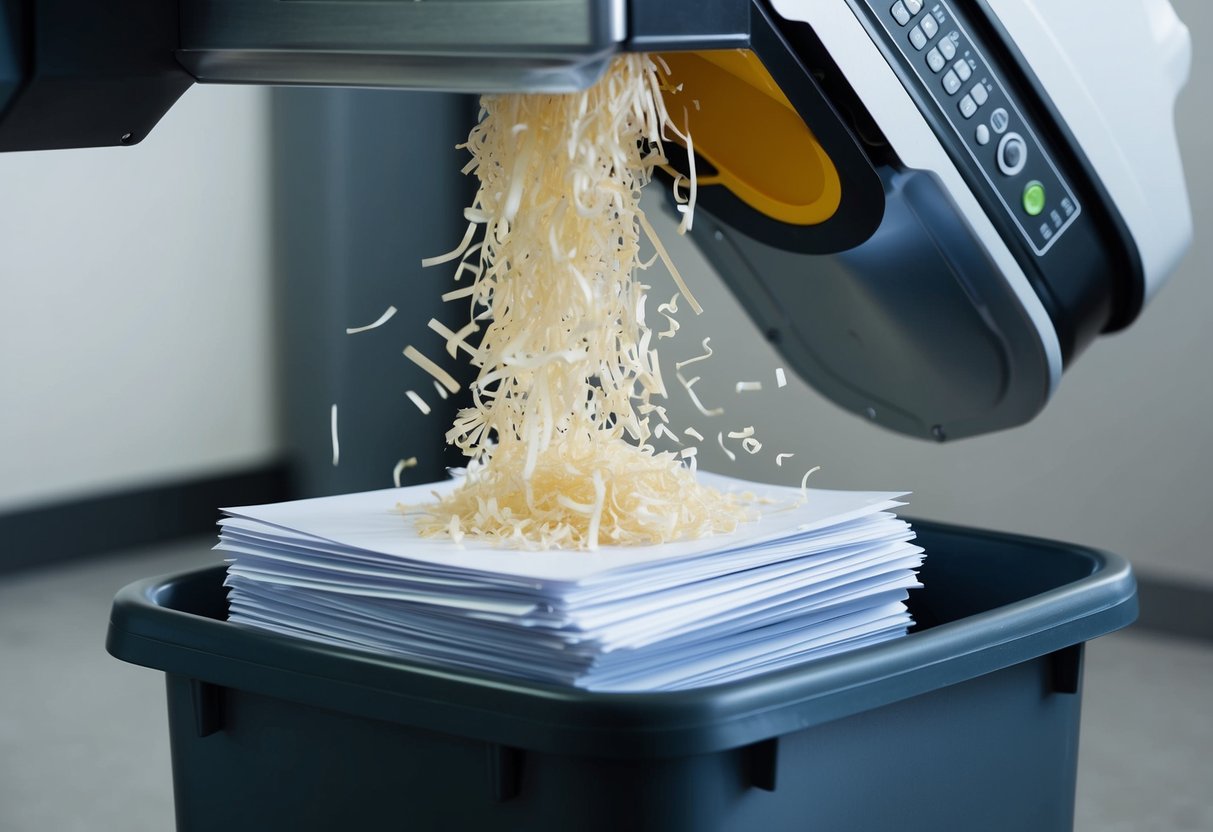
top-left (410, 55), bottom-right (754, 549)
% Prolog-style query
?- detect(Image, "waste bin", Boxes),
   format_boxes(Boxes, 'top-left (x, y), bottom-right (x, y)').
top-left (107, 519), bottom-right (1136, 832)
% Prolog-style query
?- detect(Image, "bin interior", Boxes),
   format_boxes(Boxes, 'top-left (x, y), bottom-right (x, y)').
top-left (908, 520), bottom-right (1096, 628)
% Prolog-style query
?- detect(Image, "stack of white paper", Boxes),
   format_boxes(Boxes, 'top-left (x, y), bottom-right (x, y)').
top-left (218, 473), bottom-right (923, 691)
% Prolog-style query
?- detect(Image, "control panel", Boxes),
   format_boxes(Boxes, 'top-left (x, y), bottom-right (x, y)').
top-left (862, 0), bottom-right (1080, 255)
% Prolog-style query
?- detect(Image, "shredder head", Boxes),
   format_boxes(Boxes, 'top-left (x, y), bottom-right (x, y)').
top-left (647, 0), bottom-right (1191, 440)
top-left (0, 0), bottom-right (1192, 441)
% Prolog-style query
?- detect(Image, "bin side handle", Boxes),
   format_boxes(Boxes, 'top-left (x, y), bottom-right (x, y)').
top-left (746, 736), bottom-right (779, 791)
top-left (1049, 643), bottom-right (1085, 695)
top-left (487, 743), bottom-right (524, 802)
top-left (190, 678), bottom-right (225, 737)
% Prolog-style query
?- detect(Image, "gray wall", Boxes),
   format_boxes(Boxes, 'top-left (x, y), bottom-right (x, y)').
top-left (0, 87), bottom-right (279, 512)
top-left (652, 0), bottom-right (1213, 585)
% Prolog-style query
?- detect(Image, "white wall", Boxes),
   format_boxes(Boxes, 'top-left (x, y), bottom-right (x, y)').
top-left (0, 86), bottom-right (279, 512)
top-left (652, 0), bottom-right (1213, 585)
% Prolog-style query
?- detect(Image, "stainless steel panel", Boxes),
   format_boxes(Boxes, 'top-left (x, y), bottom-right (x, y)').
top-left (179, 0), bottom-right (622, 91)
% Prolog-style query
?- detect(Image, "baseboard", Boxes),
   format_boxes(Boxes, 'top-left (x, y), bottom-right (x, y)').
top-left (1133, 573), bottom-right (1213, 644)
top-left (0, 463), bottom-right (293, 575)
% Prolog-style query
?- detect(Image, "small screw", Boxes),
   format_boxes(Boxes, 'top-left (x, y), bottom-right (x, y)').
top-left (865, 407), bottom-right (877, 420)
top-left (713, 229), bottom-right (724, 242)
top-left (120, 132), bottom-right (134, 144)
top-left (931, 424), bottom-right (947, 442)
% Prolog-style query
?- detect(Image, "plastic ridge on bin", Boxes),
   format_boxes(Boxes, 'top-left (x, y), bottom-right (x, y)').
top-left (107, 519), bottom-right (1136, 759)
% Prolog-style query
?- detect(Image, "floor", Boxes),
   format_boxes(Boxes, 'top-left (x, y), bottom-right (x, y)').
top-left (1, 538), bottom-right (1210, 832)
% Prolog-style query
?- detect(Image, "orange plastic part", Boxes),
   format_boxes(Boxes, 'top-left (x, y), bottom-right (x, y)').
top-left (659, 50), bottom-right (842, 226)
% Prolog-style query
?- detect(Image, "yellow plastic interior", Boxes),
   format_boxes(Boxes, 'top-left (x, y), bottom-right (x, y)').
top-left (658, 50), bottom-right (842, 226)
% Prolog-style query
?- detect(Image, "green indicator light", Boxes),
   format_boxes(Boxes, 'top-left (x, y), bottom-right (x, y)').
top-left (1023, 181), bottom-right (1046, 216)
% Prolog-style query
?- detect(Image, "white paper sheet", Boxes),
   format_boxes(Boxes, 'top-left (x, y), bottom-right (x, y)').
top-left (219, 472), bottom-right (924, 691)
top-left (220, 472), bottom-right (907, 584)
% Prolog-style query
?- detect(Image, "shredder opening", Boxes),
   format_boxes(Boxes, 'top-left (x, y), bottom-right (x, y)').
top-left (657, 49), bottom-right (843, 226)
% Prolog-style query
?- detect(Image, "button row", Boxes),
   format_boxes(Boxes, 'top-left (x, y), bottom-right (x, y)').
top-left (909, 16), bottom-right (939, 50)
top-left (926, 35), bottom-right (959, 73)
top-left (957, 84), bottom-right (989, 119)
top-left (894, 6), bottom-right (1026, 182)
top-left (942, 58), bottom-right (970, 88)
top-left (891, 0), bottom-right (924, 27)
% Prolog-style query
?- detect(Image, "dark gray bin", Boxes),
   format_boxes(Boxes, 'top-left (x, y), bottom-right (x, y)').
top-left (107, 519), bottom-right (1136, 831)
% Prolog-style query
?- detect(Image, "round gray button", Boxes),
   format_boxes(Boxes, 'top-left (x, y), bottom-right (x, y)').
top-left (997, 132), bottom-right (1027, 176)
top-left (989, 107), bottom-right (1009, 134)
top-left (975, 123), bottom-right (990, 145)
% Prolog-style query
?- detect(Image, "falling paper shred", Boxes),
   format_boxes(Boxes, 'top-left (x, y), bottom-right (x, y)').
top-left (404, 345), bottom-right (461, 394)
top-left (345, 306), bottom-right (398, 335)
top-left (393, 457), bottom-right (418, 487)
top-left (406, 390), bottom-right (431, 415)
top-left (717, 431), bottom-right (736, 462)
top-left (330, 404), bottom-right (339, 467)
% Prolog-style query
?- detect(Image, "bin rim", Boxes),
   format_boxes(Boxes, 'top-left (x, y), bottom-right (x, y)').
top-left (106, 518), bottom-right (1137, 759)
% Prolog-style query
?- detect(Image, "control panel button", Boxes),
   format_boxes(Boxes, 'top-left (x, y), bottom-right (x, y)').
top-left (904, 0), bottom-right (923, 13)
top-left (891, 1), bottom-right (910, 25)
top-left (958, 94), bottom-right (977, 119)
top-left (997, 132), bottom-right (1028, 175)
top-left (926, 48), bottom-right (945, 73)
top-left (975, 123), bottom-right (990, 145)
top-left (942, 69), bottom-right (961, 95)
top-left (1022, 181), bottom-right (1046, 216)
top-left (989, 107), bottom-right (1009, 134)
top-left (938, 35), bottom-right (956, 60)
top-left (920, 14), bottom-right (939, 39)
top-left (909, 25), bottom-right (927, 50)
top-left (953, 59), bottom-right (972, 82)
top-left (971, 83), bottom-right (988, 106)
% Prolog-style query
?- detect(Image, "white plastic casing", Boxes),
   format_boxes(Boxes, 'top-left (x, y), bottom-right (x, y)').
top-left (983, 0), bottom-right (1192, 301)
top-left (770, 0), bottom-right (1064, 392)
